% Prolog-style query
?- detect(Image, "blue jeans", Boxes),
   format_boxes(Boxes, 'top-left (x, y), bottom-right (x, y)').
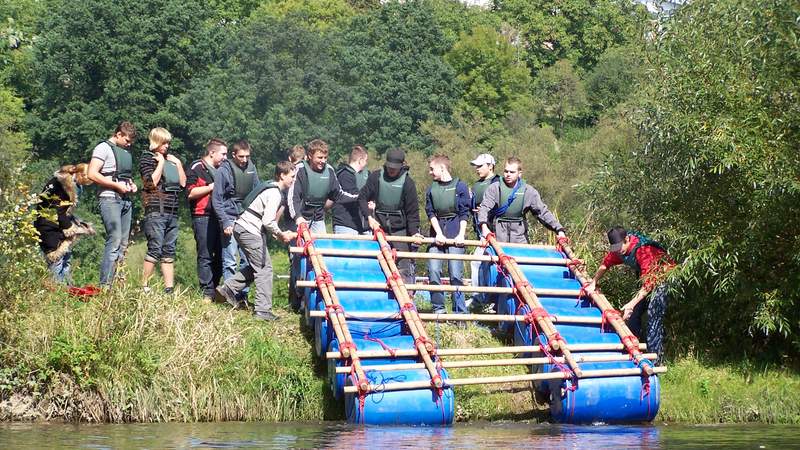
top-left (222, 231), bottom-right (249, 299)
top-left (428, 245), bottom-right (467, 313)
top-left (99, 196), bottom-right (132, 286)
top-left (333, 224), bottom-right (371, 235)
top-left (143, 212), bottom-right (179, 263)
top-left (192, 216), bottom-right (222, 298)
top-left (47, 251), bottom-right (72, 285)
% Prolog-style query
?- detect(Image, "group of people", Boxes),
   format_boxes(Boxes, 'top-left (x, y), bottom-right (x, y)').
top-left (33, 122), bottom-right (673, 357)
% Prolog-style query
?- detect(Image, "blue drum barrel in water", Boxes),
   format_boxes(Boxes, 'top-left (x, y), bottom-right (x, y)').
top-left (344, 367), bottom-right (455, 425)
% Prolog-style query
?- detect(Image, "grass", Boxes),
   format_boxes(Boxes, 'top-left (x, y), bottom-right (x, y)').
top-left (1, 239), bottom-right (799, 424)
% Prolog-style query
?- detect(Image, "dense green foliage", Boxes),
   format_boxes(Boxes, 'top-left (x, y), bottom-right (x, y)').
top-left (0, 0), bottom-right (798, 423)
top-left (591, 0), bottom-right (800, 360)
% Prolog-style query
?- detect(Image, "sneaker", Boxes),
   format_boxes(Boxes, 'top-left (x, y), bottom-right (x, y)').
top-left (481, 304), bottom-right (497, 314)
top-left (254, 311), bottom-right (279, 321)
top-left (164, 287), bottom-right (174, 294)
top-left (214, 285), bottom-right (241, 308)
top-left (142, 286), bottom-right (152, 294)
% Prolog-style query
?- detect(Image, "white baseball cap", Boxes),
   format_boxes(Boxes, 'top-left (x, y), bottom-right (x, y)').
top-left (470, 153), bottom-right (496, 166)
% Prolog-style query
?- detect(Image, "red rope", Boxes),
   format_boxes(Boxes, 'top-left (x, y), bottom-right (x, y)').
top-left (556, 235), bottom-right (570, 252)
top-left (414, 336), bottom-right (436, 356)
top-left (391, 247), bottom-right (397, 263)
top-left (524, 307), bottom-right (550, 325)
top-left (621, 334), bottom-right (640, 358)
top-left (302, 237), bottom-right (316, 256)
top-left (325, 304), bottom-right (344, 317)
top-left (339, 340), bottom-right (358, 356)
top-left (296, 222), bottom-right (309, 246)
top-left (566, 258), bottom-right (584, 269)
top-left (348, 364), bottom-right (367, 424)
top-left (315, 271), bottom-right (333, 288)
top-left (601, 309), bottom-right (622, 333)
top-left (373, 227), bottom-right (387, 243)
top-left (481, 232), bottom-right (495, 248)
top-left (363, 335), bottom-right (397, 358)
top-left (497, 254), bottom-right (516, 266)
top-left (400, 302), bottom-right (417, 312)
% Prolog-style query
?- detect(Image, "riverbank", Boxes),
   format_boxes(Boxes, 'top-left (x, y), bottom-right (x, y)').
top-left (1, 245), bottom-right (798, 424)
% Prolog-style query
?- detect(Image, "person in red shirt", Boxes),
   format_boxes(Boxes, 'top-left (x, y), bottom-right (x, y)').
top-left (186, 138), bottom-right (228, 302)
top-left (585, 226), bottom-right (675, 363)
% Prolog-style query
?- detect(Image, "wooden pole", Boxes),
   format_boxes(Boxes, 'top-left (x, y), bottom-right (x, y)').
top-left (484, 233), bottom-right (583, 377)
top-left (326, 342), bottom-right (647, 359)
top-left (342, 366), bottom-right (667, 394)
top-left (289, 247), bottom-right (568, 266)
top-left (296, 280), bottom-right (581, 297)
top-left (557, 239), bottom-right (655, 376)
top-left (309, 309), bottom-right (604, 324)
top-left (368, 226), bottom-right (444, 388)
top-left (335, 353), bottom-right (659, 373)
top-left (310, 232), bottom-right (555, 250)
top-left (297, 225), bottom-right (370, 393)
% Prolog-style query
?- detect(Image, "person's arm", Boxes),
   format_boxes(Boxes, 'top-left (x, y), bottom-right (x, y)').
top-left (289, 166), bottom-right (306, 224)
top-left (260, 189), bottom-right (284, 237)
top-left (403, 177), bottom-right (421, 237)
top-left (212, 164), bottom-right (234, 230)
top-left (88, 147), bottom-right (129, 194)
top-left (478, 184), bottom-right (499, 237)
top-left (622, 285), bottom-right (654, 320)
top-left (334, 169), bottom-right (359, 204)
top-left (585, 252), bottom-right (621, 294)
top-left (455, 182), bottom-right (469, 243)
top-left (148, 153), bottom-right (165, 187)
top-left (523, 186), bottom-right (563, 233)
top-left (186, 164), bottom-right (214, 200)
top-left (359, 173), bottom-right (377, 219)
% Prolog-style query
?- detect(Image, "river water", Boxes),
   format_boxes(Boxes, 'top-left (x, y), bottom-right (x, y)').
top-left (0, 422), bottom-right (797, 449)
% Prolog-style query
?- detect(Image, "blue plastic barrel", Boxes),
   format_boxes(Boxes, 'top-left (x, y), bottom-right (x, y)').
top-left (344, 368), bottom-right (455, 425)
top-left (316, 319), bottom-right (403, 358)
top-left (328, 336), bottom-right (419, 399)
top-left (547, 359), bottom-right (660, 423)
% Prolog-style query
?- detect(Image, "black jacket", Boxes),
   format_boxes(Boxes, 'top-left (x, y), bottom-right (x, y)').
top-left (34, 173), bottom-right (93, 261)
top-left (358, 167), bottom-right (420, 235)
top-left (332, 163), bottom-right (367, 231)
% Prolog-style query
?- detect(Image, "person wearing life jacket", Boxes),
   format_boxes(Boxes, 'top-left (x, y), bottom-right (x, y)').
top-left (478, 156), bottom-right (566, 244)
top-left (215, 161), bottom-right (297, 321)
top-left (34, 163), bottom-right (96, 285)
top-left (288, 139), bottom-right (351, 234)
top-left (139, 127), bottom-right (186, 294)
top-left (212, 140), bottom-right (260, 300)
top-left (468, 153), bottom-right (500, 310)
top-left (425, 155), bottom-right (470, 314)
top-left (87, 121), bottom-right (138, 287)
top-left (332, 145), bottom-right (370, 235)
top-left (585, 227), bottom-right (676, 364)
top-left (186, 138), bottom-right (228, 302)
top-left (359, 147), bottom-right (424, 284)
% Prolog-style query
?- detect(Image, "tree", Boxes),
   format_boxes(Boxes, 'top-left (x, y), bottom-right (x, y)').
top-left (445, 25), bottom-right (534, 123)
top-left (533, 59), bottom-right (588, 131)
top-left (333, 0), bottom-right (461, 152)
top-left (252, 0), bottom-right (356, 31)
top-left (591, 0), bottom-right (800, 358)
top-left (585, 44), bottom-right (645, 116)
top-left (28, 0), bottom-right (224, 162)
top-left (168, 16), bottom-right (350, 162)
top-left (493, 0), bottom-right (648, 73)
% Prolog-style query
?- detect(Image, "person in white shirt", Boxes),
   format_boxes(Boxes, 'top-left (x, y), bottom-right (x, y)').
top-left (214, 161), bottom-right (296, 321)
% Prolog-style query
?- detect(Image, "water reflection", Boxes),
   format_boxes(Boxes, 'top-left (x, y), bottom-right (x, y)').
top-left (0, 421), bottom-right (796, 449)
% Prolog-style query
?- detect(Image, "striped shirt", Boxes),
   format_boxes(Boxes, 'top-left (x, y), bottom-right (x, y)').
top-left (139, 152), bottom-right (181, 215)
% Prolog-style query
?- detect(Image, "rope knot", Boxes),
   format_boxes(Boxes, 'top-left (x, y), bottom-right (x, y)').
top-left (414, 336), bottom-right (436, 355)
top-left (325, 304), bottom-right (344, 317)
top-left (315, 271), bottom-right (333, 288)
top-left (601, 309), bottom-right (622, 333)
top-left (481, 232), bottom-right (495, 248)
